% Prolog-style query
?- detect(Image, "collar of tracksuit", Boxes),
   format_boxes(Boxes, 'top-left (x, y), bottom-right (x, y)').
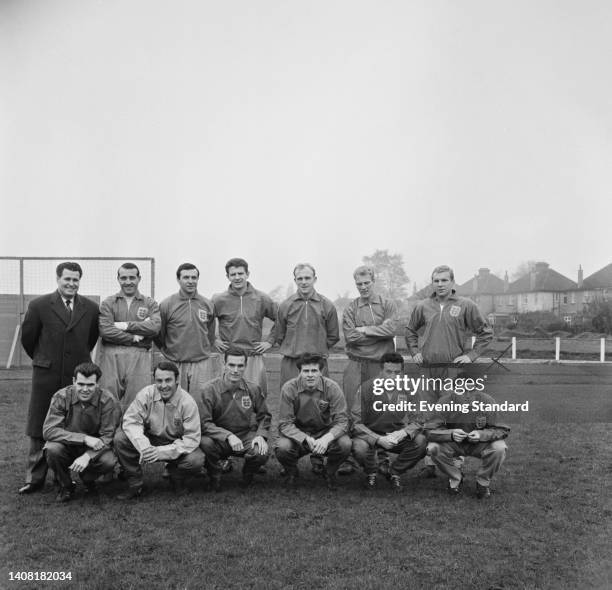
top-left (429, 289), bottom-right (458, 303)
top-left (67, 385), bottom-right (102, 408)
top-left (112, 291), bottom-right (145, 301)
top-left (227, 282), bottom-right (255, 296)
top-left (356, 293), bottom-right (383, 307)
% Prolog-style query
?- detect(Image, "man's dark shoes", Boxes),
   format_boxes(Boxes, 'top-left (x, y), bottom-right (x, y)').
top-left (476, 483), bottom-right (491, 499)
top-left (419, 465), bottom-right (437, 479)
top-left (311, 463), bottom-right (325, 476)
top-left (220, 458), bottom-right (233, 473)
top-left (209, 474), bottom-right (222, 493)
top-left (325, 472), bottom-right (339, 491)
top-left (18, 482), bottom-right (43, 495)
top-left (389, 474), bottom-right (403, 493)
top-left (55, 484), bottom-right (75, 503)
top-left (378, 459), bottom-right (391, 479)
top-left (448, 476), bottom-right (463, 496)
top-left (337, 462), bottom-right (354, 476)
top-left (117, 485), bottom-right (144, 500)
top-left (83, 481), bottom-right (99, 497)
top-left (365, 473), bottom-right (377, 490)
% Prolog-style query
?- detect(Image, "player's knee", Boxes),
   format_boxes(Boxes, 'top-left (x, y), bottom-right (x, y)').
top-left (427, 442), bottom-right (440, 457)
top-left (44, 442), bottom-right (64, 459)
top-left (413, 433), bottom-right (427, 451)
top-left (275, 437), bottom-right (295, 460)
top-left (199, 436), bottom-right (216, 455)
top-left (336, 435), bottom-right (352, 454)
top-left (97, 450), bottom-right (117, 473)
top-left (487, 439), bottom-right (507, 460)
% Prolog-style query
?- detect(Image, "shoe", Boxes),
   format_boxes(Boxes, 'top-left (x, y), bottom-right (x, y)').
top-left (220, 458), bottom-right (233, 473)
top-left (18, 482), bottom-right (43, 495)
top-left (311, 463), bottom-right (325, 476)
top-left (324, 472), bottom-right (339, 491)
top-left (256, 466), bottom-right (267, 475)
top-left (365, 473), bottom-right (377, 490)
top-left (389, 474), bottom-right (403, 493)
top-left (476, 483), bottom-right (491, 499)
top-left (240, 472), bottom-right (255, 489)
top-left (117, 485), bottom-right (144, 500)
top-left (448, 476), bottom-right (463, 496)
top-left (83, 481), bottom-right (99, 496)
top-left (337, 462), bottom-right (354, 476)
top-left (279, 467), bottom-right (288, 477)
top-left (170, 478), bottom-right (189, 497)
top-left (209, 474), bottom-right (222, 493)
top-left (378, 459), bottom-right (391, 479)
top-left (419, 465), bottom-right (437, 479)
top-left (55, 485), bottom-right (74, 503)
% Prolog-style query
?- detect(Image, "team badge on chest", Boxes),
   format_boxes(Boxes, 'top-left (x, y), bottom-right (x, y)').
top-left (318, 399), bottom-right (330, 412)
top-left (241, 395), bottom-right (252, 409)
top-left (198, 309), bottom-right (208, 322)
top-left (475, 415), bottom-right (487, 429)
top-left (449, 305), bottom-right (461, 318)
top-left (136, 306), bottom-right (148, 320)
top-left (397, 393), bottom-right (408, 405)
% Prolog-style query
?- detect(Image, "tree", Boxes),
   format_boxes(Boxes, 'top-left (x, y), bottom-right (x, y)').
top-left (361, 250), bottom-right (410, 301)
top-left (267, 285), bottom-right (284, 304)
top-left (587, 298), bottom-right (612, 334)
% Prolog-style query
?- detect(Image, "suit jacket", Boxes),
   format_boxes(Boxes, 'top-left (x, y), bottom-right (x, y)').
top-left (21, 290), bottom-right (100, 437)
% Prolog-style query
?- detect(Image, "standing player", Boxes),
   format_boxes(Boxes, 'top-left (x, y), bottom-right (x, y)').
top-left (405, 264), bottom-right (493, 477)
top-left (341, 266), bottom-right (398, 474)
top-left (98, 262), bottom-right (160, 410)
top-left (156, 263), bottom-right (221, 396)
top-left (212, 258), bottom-right (277, 395)
top-left (18, 262), bottom-right (99, 495)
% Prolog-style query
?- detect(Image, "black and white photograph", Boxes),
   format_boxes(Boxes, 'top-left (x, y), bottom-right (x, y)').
top-left (1, 1), bottom-right (611, 589)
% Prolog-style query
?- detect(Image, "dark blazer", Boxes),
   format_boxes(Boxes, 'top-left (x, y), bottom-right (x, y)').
top-left (21, 291), bottom-right (100, 437)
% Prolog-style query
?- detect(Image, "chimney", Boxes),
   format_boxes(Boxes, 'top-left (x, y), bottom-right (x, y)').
top-left (478, 268), bottom-right (490, 276)
top-left (535, 261), bottom-right (549, 272)
top-left (504, 271), bottom-right (509, 293)
top-left (577, 265), bottom-right (583, 288)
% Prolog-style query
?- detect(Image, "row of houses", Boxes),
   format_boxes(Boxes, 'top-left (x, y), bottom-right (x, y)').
top-left (411, 262), bottom-right (612, 326)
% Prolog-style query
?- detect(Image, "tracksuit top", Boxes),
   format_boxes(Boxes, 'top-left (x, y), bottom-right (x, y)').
top-left (278, 376), bottom-right (348, 442)
top-left (199, 377), bottom-right (271, 441)
top-left (425, 392), bottom-right (510, 443)
top-left (351, 377), bottom-right (423, 445)
top-left (276, 291), bottom-right (339, 358)
top-left (342, 294), bottom-right (398, 361)
top-left (405, 292), bottom-right (493, 363)
top-left (212, 283), bottom-right (277, 354)
top-left (157, 291), bottom-right (216, 362)
top-left (99, 291), bottom-right (160, 349)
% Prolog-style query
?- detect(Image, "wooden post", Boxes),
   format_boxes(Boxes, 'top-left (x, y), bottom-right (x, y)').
top-left (6, 324), bottom-right (20, 369)
top-left (555, 337), bottom-right (560, 361)
top-left (601, 338), bottom-right (606, 363)
top-left (511, 337), bottom-right (516, 360)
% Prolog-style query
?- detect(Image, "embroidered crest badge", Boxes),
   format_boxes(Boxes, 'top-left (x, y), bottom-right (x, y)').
top-left (318, 400), bottom-right (330, 412)
top-left (475, 415), bottom-right (487, 429)
top-left (241, 395), bottom-right (252, 409)
top-left (198, 309), bottom-right (208, 322)
top-left (397, 393), bottom-right (408, 405)
top-left (449, 305), bottom-right (461, 318)
top-left (136, 306), bottom-right (148, 320)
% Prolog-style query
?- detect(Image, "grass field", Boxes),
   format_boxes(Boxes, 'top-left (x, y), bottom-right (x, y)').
top-left (1, 358), bottom-right (611, 590)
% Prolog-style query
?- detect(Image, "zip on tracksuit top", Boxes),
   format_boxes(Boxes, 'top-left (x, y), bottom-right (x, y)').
top-left (99, 291), bottom-right (160, 349)
top-left (212, 282), bottom-right (277, 354)
top-left (199, 377), bottom-right (271, 442)
top-left (405, 291), bottom-right (493, 364)
top-left (157, 291), bottom-right (216, 362)
top-left (342, 294), bottom-right (398, 361)
top-left (278, 376), bottom-right (348, 442)
top-left (276, 291), bottom-right (339, 358)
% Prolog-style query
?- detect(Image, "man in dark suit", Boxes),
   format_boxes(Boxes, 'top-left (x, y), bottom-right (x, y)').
top-left (18, 261), bottom-right (100, 494)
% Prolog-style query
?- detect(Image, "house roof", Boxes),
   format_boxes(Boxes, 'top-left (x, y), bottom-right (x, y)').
top-left (507, 262), bottom-right (576, 293)
top-left (583, 263), bottom-right (612, 289)
top-left (456, 268), bottom-right (506, 295)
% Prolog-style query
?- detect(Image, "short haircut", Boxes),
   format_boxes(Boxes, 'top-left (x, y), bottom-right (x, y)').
top-left (224, 348), bottom-right (248, 364)
top-left (353, 265), bottom-right (375, 281)
top-left (56, 262), bottom-right (83, 279)
top-left (176, 263), bottom-right (199, 279)
top-left (117, 262), bottom-right (140, 277)
top-left (73, 362), bottom-right (102, 381)
top-left (293, 263), bottom-right (316, 278)
top-left (296, 352), bottom-right (326, 370)
top-left (154, 360), bottom-right (180, 379)
top-left (431, 265), bottom-right (454, 281)
top-left (380, 352), bottom-right (405, 368)
top-left (225, 257), bottom-right (249, 274)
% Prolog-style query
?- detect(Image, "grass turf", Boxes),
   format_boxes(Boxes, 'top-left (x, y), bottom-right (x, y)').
top-left (1, 361), bottom-right (611, 590)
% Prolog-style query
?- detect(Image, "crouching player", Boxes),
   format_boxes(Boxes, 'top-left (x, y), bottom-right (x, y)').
top-left (199, 349), bottom-right (271, 491)
top-left (42, 362), bottom-right (119, 502)
top-left (425, 384), bottom-right (509, 498)
top-left (114, 361), bottom-right (204, 498)
top-left (275, 353), bottom-right (351, 490)
top-left (351, 353), bottom-right (427, 492)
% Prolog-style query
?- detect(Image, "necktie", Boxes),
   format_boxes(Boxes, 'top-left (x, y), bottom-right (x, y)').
top-left (65, 299), bottom-right (72, 318)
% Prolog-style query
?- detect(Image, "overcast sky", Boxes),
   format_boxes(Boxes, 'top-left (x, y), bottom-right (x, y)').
top-left (1, 0), bottom-right (610, 301)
